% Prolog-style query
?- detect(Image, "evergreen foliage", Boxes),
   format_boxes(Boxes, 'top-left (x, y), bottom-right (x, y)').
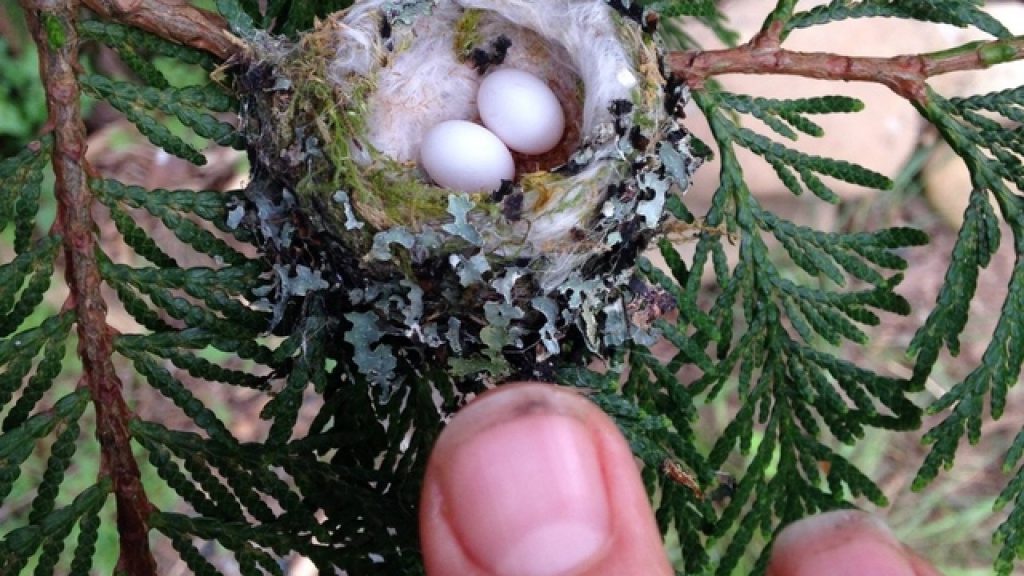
top-left (785, 0), bottom-right (1013, 38)
top-left (0, 0), bottom-right (1023, 574)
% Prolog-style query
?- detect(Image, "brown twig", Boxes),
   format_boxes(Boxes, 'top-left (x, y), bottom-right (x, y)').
top-left (669, 34), bottom-right (1024, 103)
top-left (70, 0), bottom-right (1024, 106)
top-left (19, 1), bottom-right (157, 575)
top-left (82, 0), bottom-right (237, 60)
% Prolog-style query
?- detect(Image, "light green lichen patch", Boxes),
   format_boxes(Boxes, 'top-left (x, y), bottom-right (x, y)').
top-left (384, 0), bottom-right (438, 25)
top-left (532, 296), bottom-right (561, 357)
top-left (602, 299), bottom-right (628, 347)
top-left (450, 253), bottom-right (491, 286)
top-left (441, 194), bottom-right (483, 246)
top-left (493, 268), bottom-right (529, 303)
top-left (333, 190), bottom-right (365, 230)
top-left (637, 171), bottom-right (671, 228)
top-left (344, 311), bottom-right (398, 400)
top-left (368, 228), bottom-right (416, 261)
top-left (446, 318), bottom-right (463, 355)
top-left (659, 142), bottom-right (692, 189)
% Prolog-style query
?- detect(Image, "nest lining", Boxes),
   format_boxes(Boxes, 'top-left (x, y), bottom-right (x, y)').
top-left (324, 1), bottom-right (666, 244)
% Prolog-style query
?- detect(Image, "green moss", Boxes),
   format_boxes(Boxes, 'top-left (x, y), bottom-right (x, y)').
top-left (365, 165), bottom-right (451, 226)
top-left (283, 53), bottom-right (452, 232)
top-left (453, 9), bottom-right (484, 59)
top-left (42, 14), bottom-right (65, 50)
top-left (630, 94), bottom-right (657, 131)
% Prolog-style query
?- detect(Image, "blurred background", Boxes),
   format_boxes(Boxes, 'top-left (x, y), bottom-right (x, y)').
top-left (1, 0), bottom-right (1022, 574)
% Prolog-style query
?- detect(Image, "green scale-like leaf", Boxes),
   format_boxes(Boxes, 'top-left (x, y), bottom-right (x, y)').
top-left (734, 126), bottom-right (892, 196)
top-left (94, 179), bottom-right (249, 235)
top-left (122, 348), bottom-right (236, 443)
top-left (877, 84), bottom-right (1024, 574)
top-left (150, 346), bottom-right (270, 390)
top-left (644, 0), bottom-right (718, 18)
top-left (786, 0), bottom-right (1012, 39)
top-left (649, 0), bottom-right (737, 50)
top-left (133, 417), bottom-right (320, 533)
top-left (117, 328), bottom-right (278, 367)
top-left (106, 202), bottom-right (179, 268)
top-left (101, 260), bottom-right (265, 325)
top-left (165, 532), bottom-right (222, 576)
top-left (269, 0), bottom-right (356, 36)
top-left (264, 315), bottom-right (328, 445)
top-left (0, 388), bottom-right (88, 506)
top-left (153, 511), bottom-right (306, 575)
top-left (136, 433), bottom-right (247, 522)
top-left (720, 92), bottom-right (864, 141)
top-left (3, 331), bottom-right (70, 432)
top-left (79, 74), bottom-right (238, 165)
top-left (0, 313), bottom-right (74, 417)
top-left (216, 0), bottom-right (259, 38)
top-left (0, 234), bottom-right (55, 313)
top-left (133, 420), bottom-right (277, 524)
top-left (100, 256), bottom-right (267, 336)
top-left (0, 238), bottom-right (58, 338)
top-left (93, 180), bottom-right (253, 264)
top-left (78, 20), bottom-right (220, 71)
top-left (68, 498), bottom-right (102, 576)
top-left (663, 84), bottom-right (931, 574)
top-left (0, 138), bottom-right (51, 254)
top-left (0, 480), bottom-right (109, 576)
top-left (109, 279), bottom-right (177, 332)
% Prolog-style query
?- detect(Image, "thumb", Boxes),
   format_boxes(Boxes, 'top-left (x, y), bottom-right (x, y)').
top-left (767, 510), bottom-right (942, 576)
top-left (420, 382), bottom-right (672, 576)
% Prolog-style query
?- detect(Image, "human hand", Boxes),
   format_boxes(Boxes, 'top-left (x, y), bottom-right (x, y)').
top-left (420, 382), bottom-right (941, 576)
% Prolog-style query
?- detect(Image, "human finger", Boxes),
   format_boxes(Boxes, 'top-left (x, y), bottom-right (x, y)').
top-left (767, 509), bottom-right (942, 576)
top-left (420, 382), bottom-right (672, 576)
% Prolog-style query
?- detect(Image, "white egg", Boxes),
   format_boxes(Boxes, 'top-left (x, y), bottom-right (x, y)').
top-left (478, 68), bottom-right (565, 155)
top-left (420, 120), bottom-right (516, 193)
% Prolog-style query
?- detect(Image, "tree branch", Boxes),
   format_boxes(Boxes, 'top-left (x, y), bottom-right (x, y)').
top-left (20, 1), bottom-right (157, 575)
top-left (670, 35), bottom-right (1024, 103)
top-left (81, 0), bottom-right (237, 60)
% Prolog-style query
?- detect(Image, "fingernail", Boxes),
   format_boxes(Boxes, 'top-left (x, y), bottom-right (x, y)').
top-left (770, 510), bottom-right (917, 576)
top-left (440, 411), bottom-right (611, 576)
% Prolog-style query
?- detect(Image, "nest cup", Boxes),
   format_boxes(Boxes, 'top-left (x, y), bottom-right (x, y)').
top-left (238, 0), bottom-right (701, 391)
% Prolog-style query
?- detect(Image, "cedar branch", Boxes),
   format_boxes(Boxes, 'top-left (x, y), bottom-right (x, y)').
top-left (81, 0), bottom-right (237, 60)
top-left (669, 33), bottom-right (1024, 103)
top-left (70, 0), bottom-right (1024, 104)
top-left (20, 1), bottom-right (157, 574)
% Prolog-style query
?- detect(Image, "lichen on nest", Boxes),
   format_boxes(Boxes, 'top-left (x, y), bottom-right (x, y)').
top-left (232, 0), bottom-right (703, 400)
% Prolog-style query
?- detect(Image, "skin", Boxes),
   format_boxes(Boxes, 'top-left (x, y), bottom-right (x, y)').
top-left (420, 382), bottom-right (942, 576)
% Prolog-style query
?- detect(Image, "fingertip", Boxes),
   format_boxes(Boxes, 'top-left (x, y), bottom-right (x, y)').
top-left (420, 382), bottom-right (671, 576)
top-left (768, 510), bottom-right (940, 576)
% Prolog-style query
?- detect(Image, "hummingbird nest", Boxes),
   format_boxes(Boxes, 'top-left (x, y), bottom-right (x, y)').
top-left (233, 0), bottom-right (702, 400)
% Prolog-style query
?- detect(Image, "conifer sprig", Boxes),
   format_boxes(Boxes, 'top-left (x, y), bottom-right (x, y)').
top-left (786, 0), bottom-right (1012, 39)
top-left (902, 87), bottom-right (1024, 574)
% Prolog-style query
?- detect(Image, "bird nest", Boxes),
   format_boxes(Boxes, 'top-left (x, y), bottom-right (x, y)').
top-left (232, 0), bottom-right (701, 398)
